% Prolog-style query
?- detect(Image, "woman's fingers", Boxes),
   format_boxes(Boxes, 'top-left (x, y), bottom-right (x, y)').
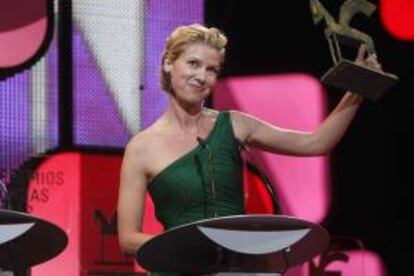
top-left (366, 54), bottom-right (383, 71)
top-left (355, 44), bottom-right (367, 64)
top-left (355, 44), bottom-right (383, 71)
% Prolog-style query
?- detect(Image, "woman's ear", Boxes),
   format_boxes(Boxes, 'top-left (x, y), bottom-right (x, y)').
top-left (163, 58), bottom-right (172, 73)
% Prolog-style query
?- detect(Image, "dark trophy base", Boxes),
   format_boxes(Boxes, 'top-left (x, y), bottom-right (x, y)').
top-left (321, 59), bottom-right (399, 101)
top-left (0, 210), bottom-right (68, 271)
top-left (136, 215), bottom-right (329, 274)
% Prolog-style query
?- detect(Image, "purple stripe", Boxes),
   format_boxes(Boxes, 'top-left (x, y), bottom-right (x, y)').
top-left (73, 27), bottom-right (130, 147)
top-left (0, 72), bottom-right (32, 178)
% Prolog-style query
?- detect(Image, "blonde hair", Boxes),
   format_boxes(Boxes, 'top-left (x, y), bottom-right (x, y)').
top-left (160, 24), bottom-right (228, 93)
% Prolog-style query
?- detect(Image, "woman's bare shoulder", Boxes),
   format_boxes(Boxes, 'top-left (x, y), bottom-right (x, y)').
top-left (203, 108), bottom-right (219, 116)
top-left (202, 108), bottom-right (220, 122)
top-left (125, 123), bottom-right (163, 156)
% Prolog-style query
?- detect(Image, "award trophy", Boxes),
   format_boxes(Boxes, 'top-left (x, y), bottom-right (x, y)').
top-left (310, 0), bottom-right (399, 101)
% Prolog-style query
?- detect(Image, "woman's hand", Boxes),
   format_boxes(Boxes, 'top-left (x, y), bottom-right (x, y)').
top-left (355, 44), bottom-right (383, 72)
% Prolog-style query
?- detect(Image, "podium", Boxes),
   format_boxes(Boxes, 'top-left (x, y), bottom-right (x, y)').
top-left (0, 210), bottom-right (68, 271)
top-left (136, 215), bottom-right (329, 274)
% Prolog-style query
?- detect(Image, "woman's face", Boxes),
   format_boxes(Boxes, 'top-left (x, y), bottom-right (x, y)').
top-left (164, 43), bottom-right (221, 105)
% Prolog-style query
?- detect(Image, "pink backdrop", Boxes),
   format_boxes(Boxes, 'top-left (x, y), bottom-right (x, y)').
top-left (214, 74), bottom-right (329, 223)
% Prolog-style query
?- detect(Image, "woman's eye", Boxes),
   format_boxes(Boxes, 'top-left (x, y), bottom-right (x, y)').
top-left (208, 68), bottom-right (219, 75)
top-left (188, 60), bottom-right (198, 67)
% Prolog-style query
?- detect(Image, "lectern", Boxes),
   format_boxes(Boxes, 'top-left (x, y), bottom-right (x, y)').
top-left (0, 210), bottom-right (68, 271)
top-left (136, 215), bottom-right (329, 275)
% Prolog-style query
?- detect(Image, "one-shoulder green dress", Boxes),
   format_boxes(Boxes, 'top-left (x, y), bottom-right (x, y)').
top-left (147, 111), bottom-right (246, 275)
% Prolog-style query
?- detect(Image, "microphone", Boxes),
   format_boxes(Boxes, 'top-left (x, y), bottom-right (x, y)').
top-left (0, 178), bottom-right (10, 209)
top-left (197, 137), bottom-right (218, 218)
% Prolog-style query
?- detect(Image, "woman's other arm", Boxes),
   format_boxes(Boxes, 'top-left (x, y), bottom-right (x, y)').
top-left (231, 45), bottom-right (381, 156)
top-left (117, 138), bottom-right (155, 255)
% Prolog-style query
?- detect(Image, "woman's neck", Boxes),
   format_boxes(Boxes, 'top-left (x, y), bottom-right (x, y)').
top-left (165, 98), bottom-right (205, 129)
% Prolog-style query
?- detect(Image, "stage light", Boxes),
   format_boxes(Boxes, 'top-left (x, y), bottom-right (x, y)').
top-left (380, 0), bottom-right (414, 40)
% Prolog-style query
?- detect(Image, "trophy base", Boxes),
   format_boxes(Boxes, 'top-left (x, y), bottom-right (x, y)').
top-left (321, 59), bottom-right (399, 101)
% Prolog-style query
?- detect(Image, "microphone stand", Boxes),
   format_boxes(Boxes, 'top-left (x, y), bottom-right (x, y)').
top-left (197, 137), bottom-right (218, 218)
top-left (197, 137), bottom-right (223, 274)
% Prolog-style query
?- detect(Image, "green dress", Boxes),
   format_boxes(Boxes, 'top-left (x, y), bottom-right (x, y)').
top-left (148, 111), bottom-right (245, 229)
top-left (147, 111), bottom-right (246, 275)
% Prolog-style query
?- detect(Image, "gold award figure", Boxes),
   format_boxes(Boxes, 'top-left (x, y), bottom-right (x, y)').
top-left (310, 0), bottom-right (398, 101)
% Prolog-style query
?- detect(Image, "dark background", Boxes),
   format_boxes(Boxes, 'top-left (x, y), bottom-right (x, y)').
top-left (205, 1), bottom-right (413, 275)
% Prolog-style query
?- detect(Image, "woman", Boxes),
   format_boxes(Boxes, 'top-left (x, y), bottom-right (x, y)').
top-left (117, 24), bottom-right (381, 255)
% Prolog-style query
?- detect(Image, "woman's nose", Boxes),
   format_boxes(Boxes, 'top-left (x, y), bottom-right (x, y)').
top-left (194, 68), bottom-right (206, 83)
